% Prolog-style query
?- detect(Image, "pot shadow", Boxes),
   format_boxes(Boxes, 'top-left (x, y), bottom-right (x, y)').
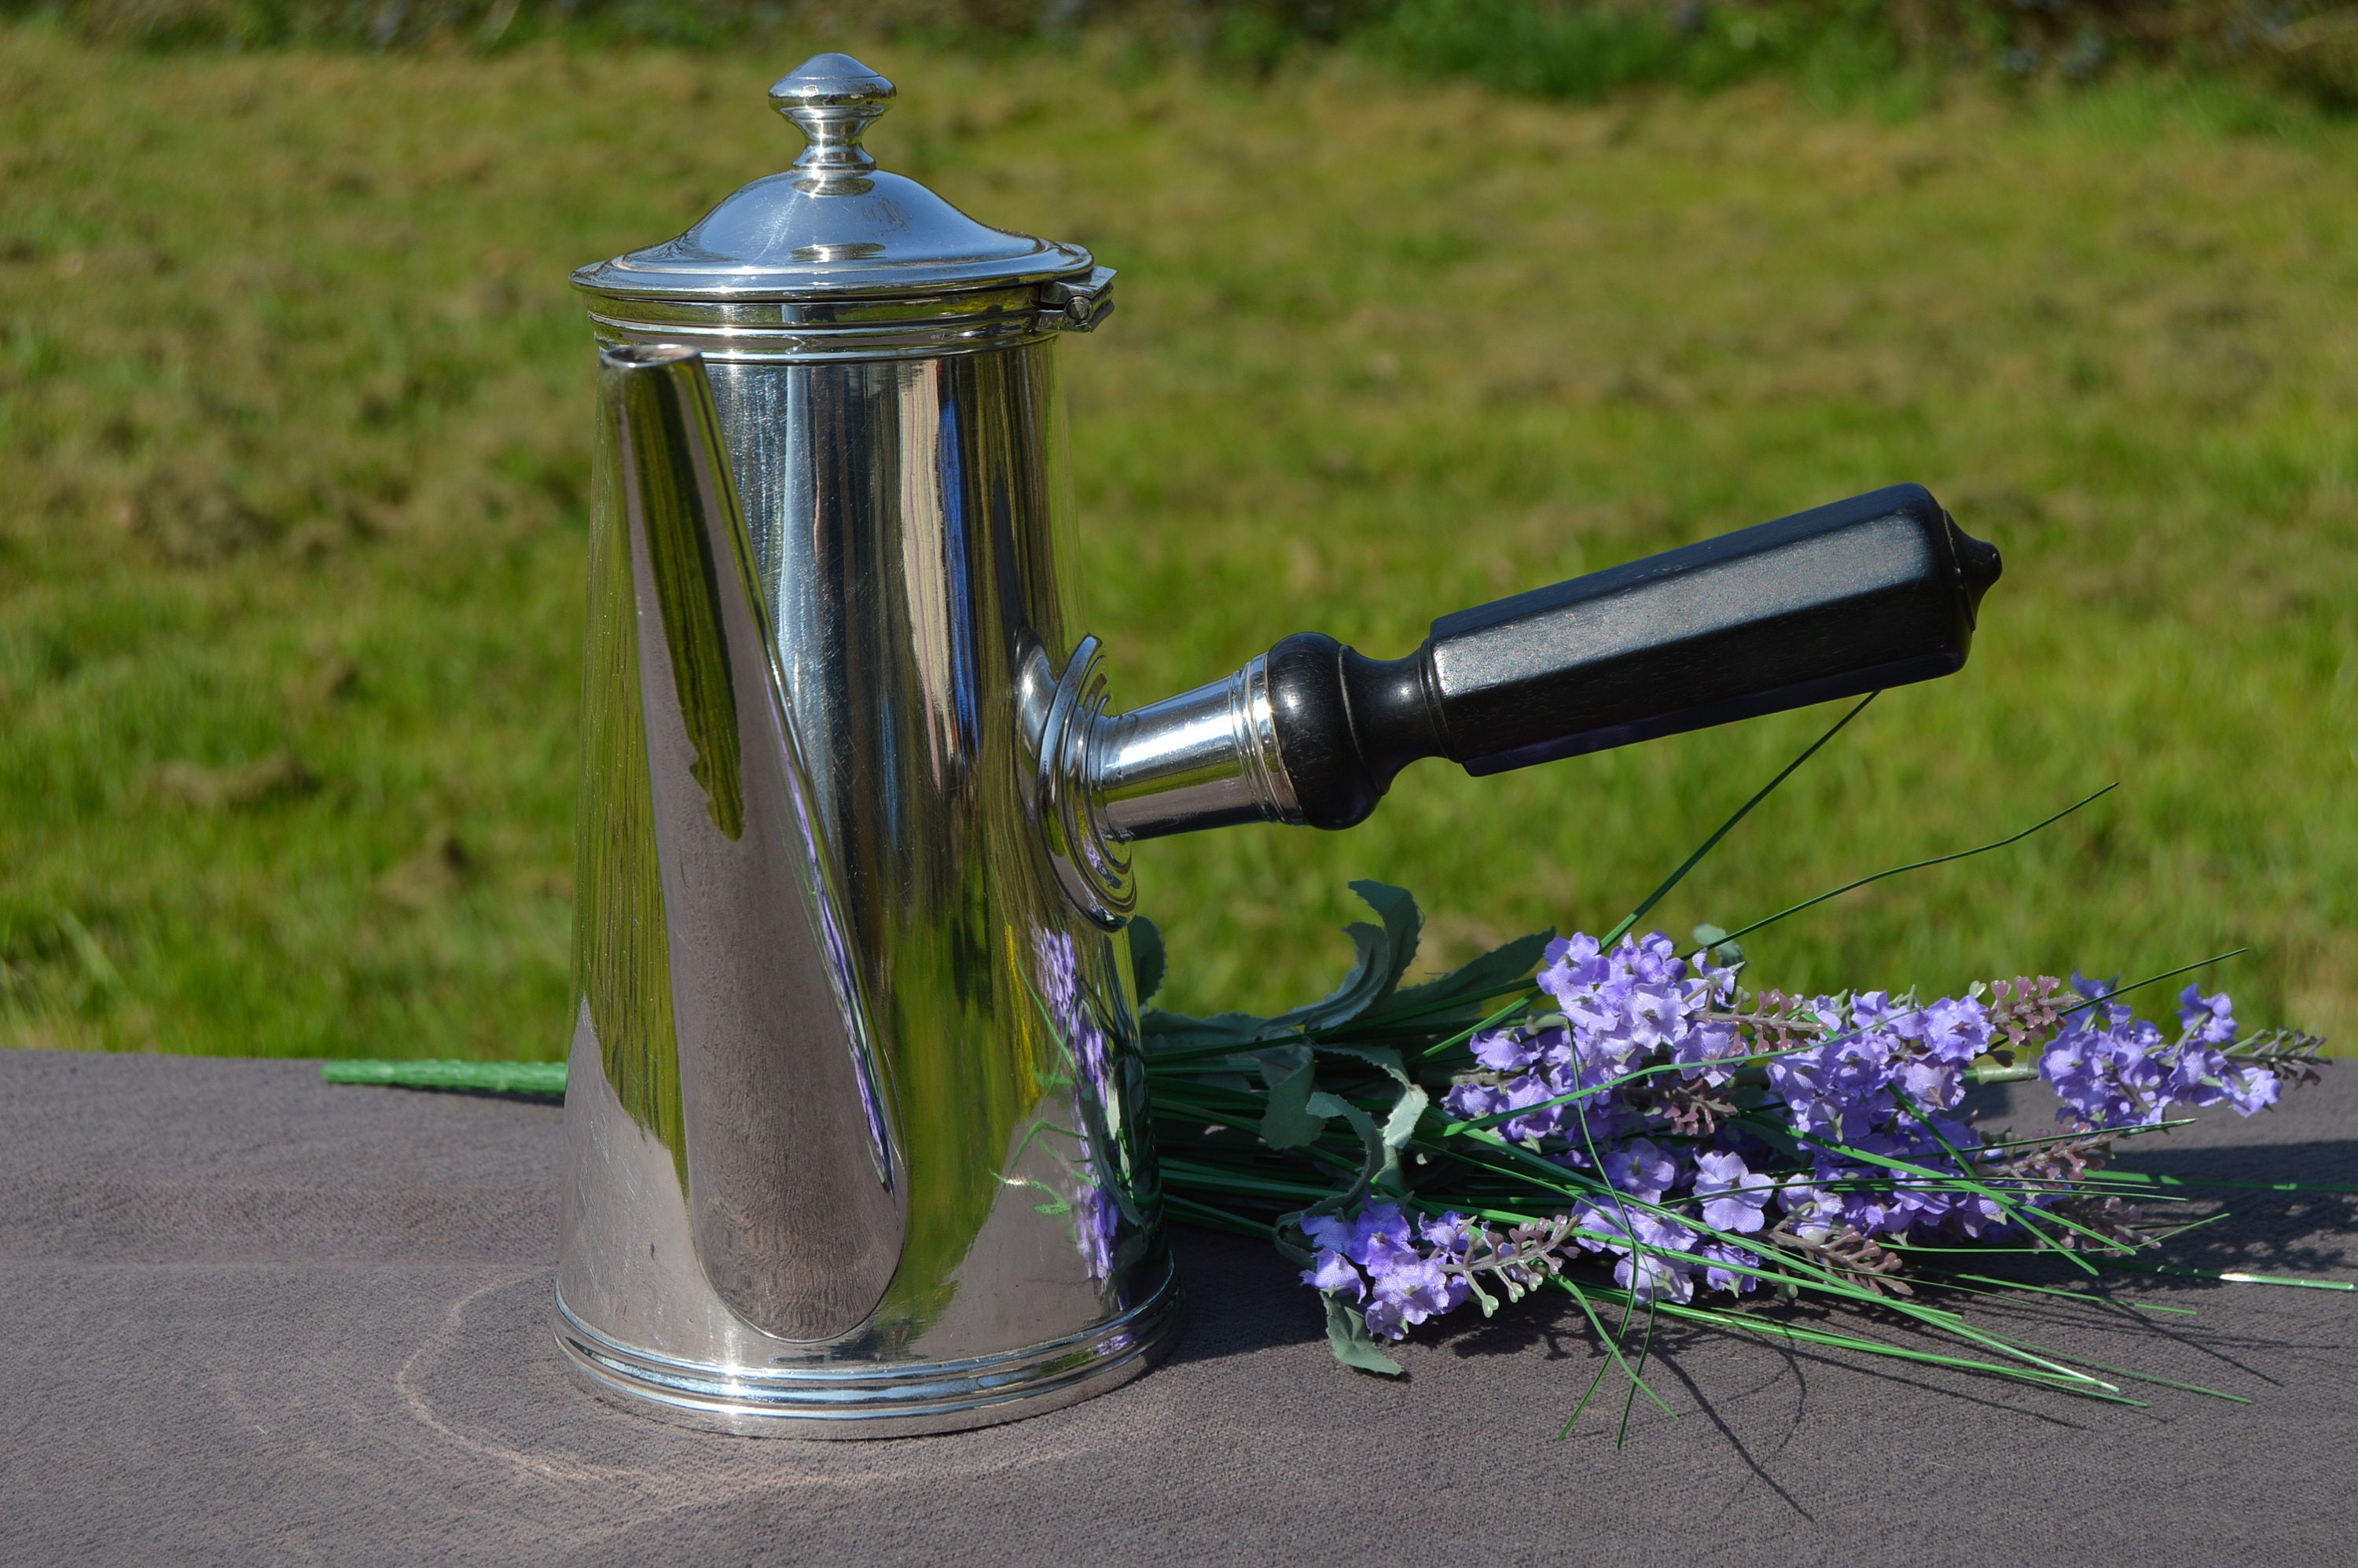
top-left (1159, 1225), bottom-right (1328, 1364)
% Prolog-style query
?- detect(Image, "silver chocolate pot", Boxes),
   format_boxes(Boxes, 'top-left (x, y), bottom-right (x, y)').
top-left (553, 55), bottom-right (2003, 1438)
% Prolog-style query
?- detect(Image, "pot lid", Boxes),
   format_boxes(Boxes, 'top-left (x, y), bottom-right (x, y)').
top-left (572, 53), bottom-right (1093, 302)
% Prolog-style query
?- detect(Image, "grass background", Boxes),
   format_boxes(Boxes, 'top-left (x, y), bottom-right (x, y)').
top-left (1, 25), bottom-right (2352, 1060)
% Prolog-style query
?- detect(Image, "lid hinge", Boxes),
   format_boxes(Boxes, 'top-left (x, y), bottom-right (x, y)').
top-left (1038, 266), bottom-right (1117, 334)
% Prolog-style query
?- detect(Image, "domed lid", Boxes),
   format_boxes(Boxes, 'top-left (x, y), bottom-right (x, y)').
top-left (572, 53), bottom-right (1093, 303)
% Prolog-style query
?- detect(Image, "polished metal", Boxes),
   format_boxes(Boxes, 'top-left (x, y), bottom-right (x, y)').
top-left (567, 343), bottom-right (903, 1348)
top-left (1093, 655), bottom-right (1301, 842)
top-left (561, 337), bottom-right (1179, 1437)
top-left (562, 55), bottom-right (1188, 1431)
top-left (1010, 637), bottom-right (1306, 927)
top-left (571, 53), bottom-right (1104, 312)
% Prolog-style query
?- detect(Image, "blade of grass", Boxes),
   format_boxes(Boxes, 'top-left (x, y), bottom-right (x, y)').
top-left (1548, 1279), bottom-right (2145, 1401)
top-left (1957, 1322), bottom-right (2253, 1403)
top-left (1553, 1276), bottom-right (1677, 1433)
top-left (1944, 1270), bottom-right (2197, 1315)
top-left (1714, 783), bottom-right (2117, 946)
top-left (2076, 1170), bottom-right (2358, 1197)
top-left (2061, 950), bottom-right (2250, 1019)
top-left (2095, 1259), bottom-right (2355, 1290)
top-left (1618, 1301), bottom-right (1667, 1447)
top-left (1596, 692), bottom-right (1878, 951)
top-left (1416, 989), bottom-right (1543, 1061)
top-left (1160, 1192), bottom-right (1277, 1239)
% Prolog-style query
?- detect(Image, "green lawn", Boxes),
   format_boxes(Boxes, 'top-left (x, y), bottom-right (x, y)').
top-left (2, 28), bottom-right (2352, 1059)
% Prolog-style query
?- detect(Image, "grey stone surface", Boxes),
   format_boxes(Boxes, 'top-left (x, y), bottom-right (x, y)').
top-left (4, 1047), bottom-right (2353, 1566)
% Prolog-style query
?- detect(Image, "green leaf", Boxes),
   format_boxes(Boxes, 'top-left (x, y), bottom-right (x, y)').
top-left (1295, 1074), bottom-right (1430, 1203)
top-left (1140, 1009), bottom-right (1266, 1048)
top-left (1304, 1089), bottom-right (1370, 1125)
top-left (1263, 882), bottom-right (1423, 1037)
top-left (1365, 928), bottom-right (1552, 1025)
top-left (1691, 922), bottom-right (1745, 968)
top-left (1255, 1044), bottom-right (1328, 1148)
top-left (1128, 915), bottom-right (1167, 1007)
top-left (1348, 879), bottom-right (1424, 997)
top-left (1323, 1294), bottom-right (1405, 1376)
top-left (1303, 1090), bottom-right (1386, 1217)
top-left (1265, 924), bottom-right (1388, 1036)
top-left (1381, 1084), bottom-right (1430, 1151)
top-left (1375, 1083), bottom-right (1430, 1197)
top-left (1314, 1041), bottom-right (1410, 1082)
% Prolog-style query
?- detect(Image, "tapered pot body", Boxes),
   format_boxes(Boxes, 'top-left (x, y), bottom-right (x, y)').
top-left (555, 321), bottom-right (1177, 1438)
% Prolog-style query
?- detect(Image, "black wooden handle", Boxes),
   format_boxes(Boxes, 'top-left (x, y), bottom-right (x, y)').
top-left (1262, 484), bottom-right (2002, 830)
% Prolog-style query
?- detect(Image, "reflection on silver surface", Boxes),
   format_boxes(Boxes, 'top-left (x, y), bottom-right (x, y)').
top-left (556, 1260), bottom-right (1181, 1439)
top-left (560, 332), bottom-right (1177, 1434)
top-left (583, 343), bottom-right (905, 1344)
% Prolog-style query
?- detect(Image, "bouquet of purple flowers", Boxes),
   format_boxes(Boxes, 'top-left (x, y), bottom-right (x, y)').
top-left (1137, 713), bottom-right (2330, 1417)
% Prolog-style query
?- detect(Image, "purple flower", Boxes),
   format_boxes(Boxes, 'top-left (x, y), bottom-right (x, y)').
top-left (1302, 1202), bottom-right (1422, 1273)
top-left (1699, 1243), bottom-right (1761, 1294)
top-left (1601, 1138), bottom-right (1679, 1204)
top-left (1617, 1252), bottom-right (1694, 1304)
top-left (1418, 1211), bottom-right (1476, 1264)
top-left (2072, 971), bottom-right (2115, 1003)
top-left (1290, 929), bottom-right (2313, 1357)
top-left (2039, 985), bottom-right (2273, 1133)
top-left (1570, 1203), bottom-right (1699, 1302)
top-left (1441, 1079), bottom-right (1509, 1121)
top-left (1691, 1150), bottom-right (1770, 1234)
top-left (1910, 996), bottom-right (1993, 1065)
top-left (1300, 1204), bottom-right (1484, 1340)
top-left (1850, 990), bottom-right (1903, 1031)
top-left (1892, 1051), bottom-right (1960, 1107)
top-left (1537, 933), bottom-right (1607, 1008)
top-left (1672, 1019), bottom-right (1744, 1085)
top-left (1498, 1074), bottom-right (1572, 1144)
top-left (1616, 1213), bottom-right (1698, 1302)
top-left (1471, 1027), bottom-right (1540, 1073)
top-left (1365, 1255), bottom-right (1471, 1336)
top-left (1301, 1247), bottom-right (1365, 1300)
top-left (2178, 985), bottom-right (2238, 1046)
top-left (2226, 1067), bottom-right (2281, 1114)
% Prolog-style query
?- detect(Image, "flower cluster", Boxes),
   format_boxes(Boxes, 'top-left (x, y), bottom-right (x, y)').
top-left (2041, 979), bottom-right (2279, 1129)
top-left (1301, 1203), bottom-right (1476, 1338)
top-left (1313, 931), bottom-right (2286, 1338)
top-left (1442, 931), bottom-right (1742, 1150)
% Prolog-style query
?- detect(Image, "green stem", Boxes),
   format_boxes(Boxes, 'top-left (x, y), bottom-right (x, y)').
top-left (1714, 783), bottom-right (2117, 947)
top-left (321, 1059), bottom-right (566, 1095)
top-left (1598, 691), bottom-right (1876, 951)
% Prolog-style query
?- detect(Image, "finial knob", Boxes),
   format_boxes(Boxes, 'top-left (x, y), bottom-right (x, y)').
top-left (768, 53), bottom-right (894, 189)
